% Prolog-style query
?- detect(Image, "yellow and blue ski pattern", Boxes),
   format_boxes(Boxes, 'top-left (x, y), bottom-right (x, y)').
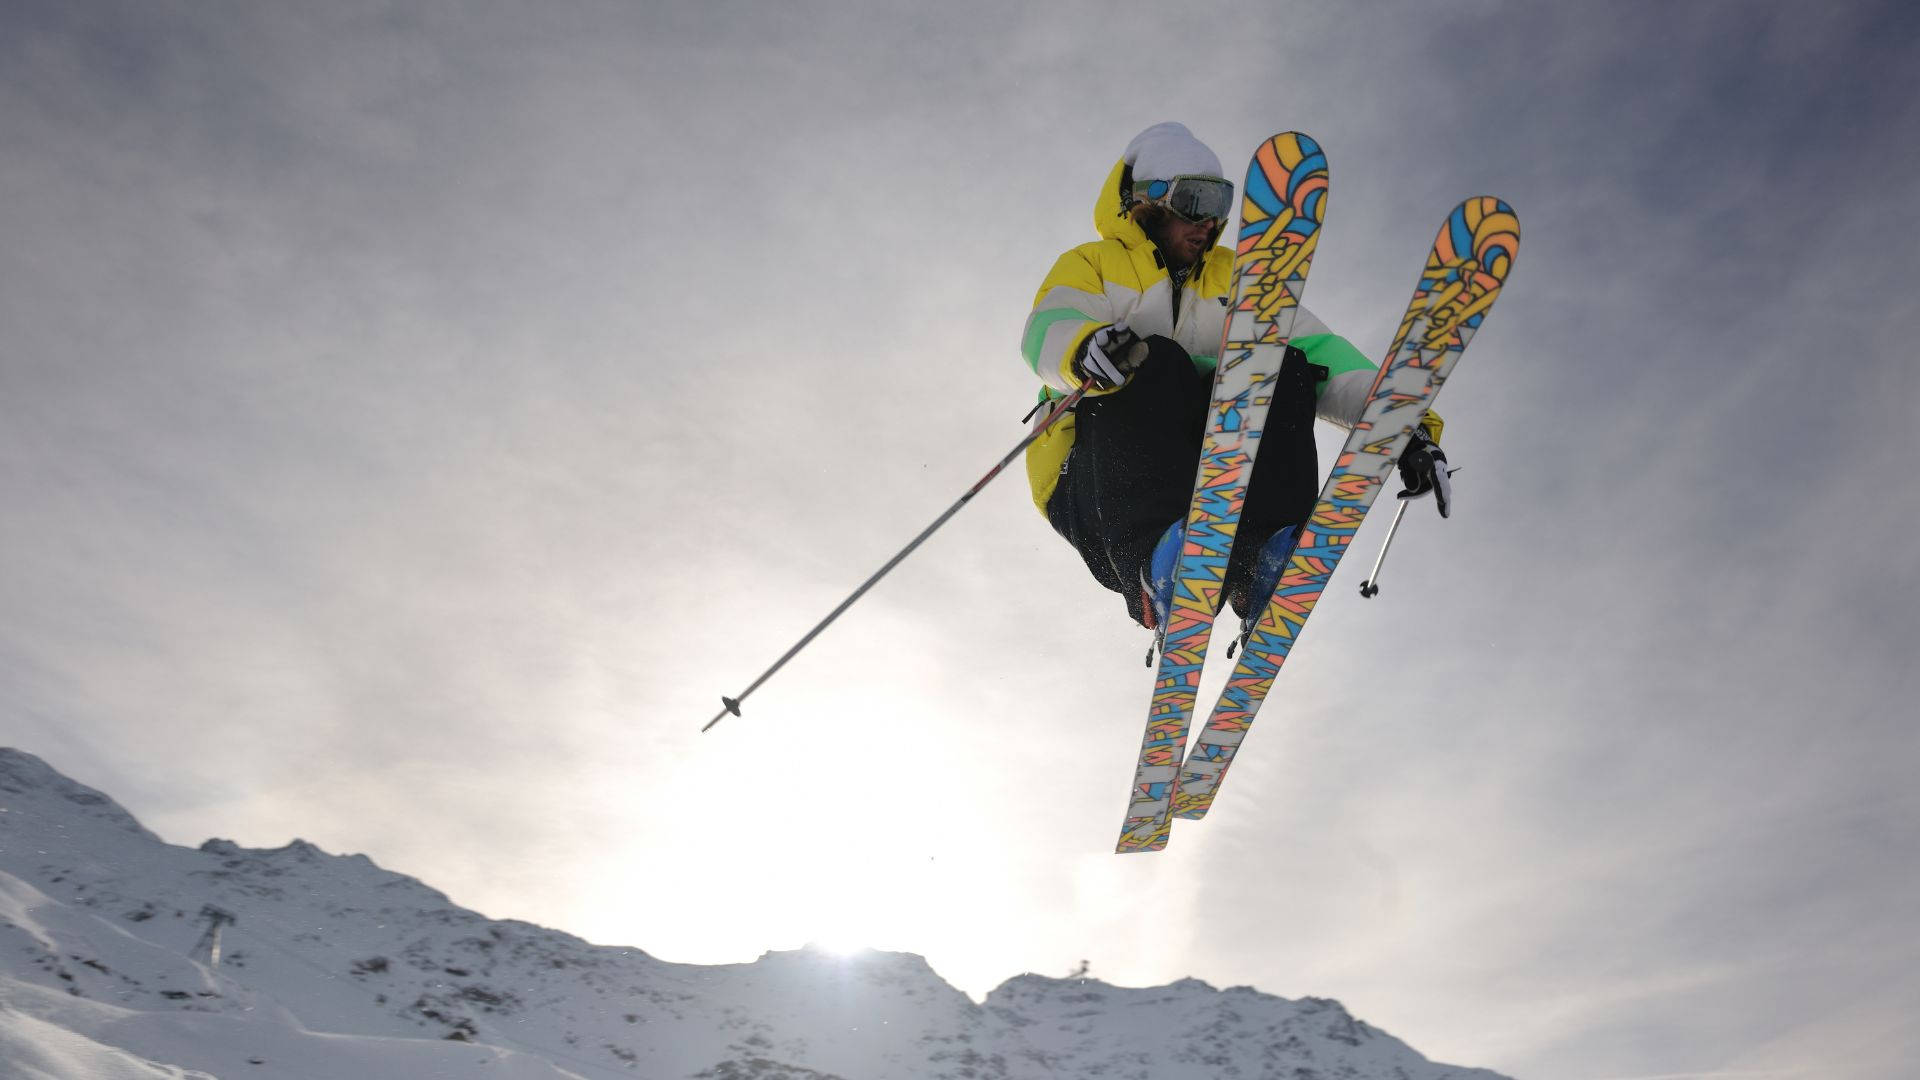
top-left (1173, 197), bottom-right (1521, 822)
top-left (1117, 132), bottom-right (1329, 854)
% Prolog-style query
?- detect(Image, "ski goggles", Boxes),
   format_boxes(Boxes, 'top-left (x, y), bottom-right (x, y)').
top-left (1137, 174), bottom-right (1234, 225)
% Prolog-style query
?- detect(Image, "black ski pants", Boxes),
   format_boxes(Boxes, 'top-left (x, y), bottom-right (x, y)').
top-left (1045, 335), bottom-right (1320, 624)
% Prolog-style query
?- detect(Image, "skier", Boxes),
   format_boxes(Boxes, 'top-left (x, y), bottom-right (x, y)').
top-left (1021, 122), bottom-right (1452, 628)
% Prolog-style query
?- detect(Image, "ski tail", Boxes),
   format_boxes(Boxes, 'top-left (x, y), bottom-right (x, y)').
top-left (1172, 197), bottom-right (1521, 822)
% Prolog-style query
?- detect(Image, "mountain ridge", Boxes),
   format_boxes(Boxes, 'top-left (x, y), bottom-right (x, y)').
top-left (0, 747), bottom-right (1512, 1079)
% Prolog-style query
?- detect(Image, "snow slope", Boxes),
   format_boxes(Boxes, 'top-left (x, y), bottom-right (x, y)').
top-left (0, 748), bottom-right (1511, 1079)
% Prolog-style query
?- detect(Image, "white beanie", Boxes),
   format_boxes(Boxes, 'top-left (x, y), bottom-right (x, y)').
top-left (1123, 122), bottom-right (1225, 183)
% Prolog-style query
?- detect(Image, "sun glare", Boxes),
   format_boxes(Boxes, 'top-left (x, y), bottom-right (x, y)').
top-left (810, 935), bottom-right (872, 957)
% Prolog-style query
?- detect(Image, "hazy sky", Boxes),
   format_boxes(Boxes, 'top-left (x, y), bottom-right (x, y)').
top-left (4, 3), bottom-right (1917, 1078)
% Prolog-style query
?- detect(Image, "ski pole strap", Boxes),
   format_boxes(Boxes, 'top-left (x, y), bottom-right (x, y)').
top-left (1019, 395), bottom-right (1056, 424)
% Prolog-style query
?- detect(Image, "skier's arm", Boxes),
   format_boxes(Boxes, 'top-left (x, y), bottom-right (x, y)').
top-left (1295, 306), bottom-right (1444, 443)
top-left (1022, 248), bottom-right (1118, 395)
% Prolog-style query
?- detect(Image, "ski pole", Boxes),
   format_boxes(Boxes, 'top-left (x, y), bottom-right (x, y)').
top-left (703, 386), bottom-right (1089, 732)
top-left (1357, 501), bottom-right (1409, 599)
top-left (1359, 464), bottom-right (1459, 598)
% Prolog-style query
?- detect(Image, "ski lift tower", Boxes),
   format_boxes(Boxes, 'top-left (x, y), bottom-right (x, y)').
top-left (190, 905), bottom-right (236, 967)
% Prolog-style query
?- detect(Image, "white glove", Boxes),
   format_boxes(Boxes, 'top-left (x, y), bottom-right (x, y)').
top-left (1075, 322), bottom-right (1145, 390)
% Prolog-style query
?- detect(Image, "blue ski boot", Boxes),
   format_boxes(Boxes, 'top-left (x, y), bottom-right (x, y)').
top-left (1138, 520), bottom-right (1185, 631)
top-left (1227, 525), bottom-right (1299, 657)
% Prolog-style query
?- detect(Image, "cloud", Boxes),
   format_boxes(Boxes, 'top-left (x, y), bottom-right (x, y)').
top-left (4, 4), bottom-right (1918, 1080)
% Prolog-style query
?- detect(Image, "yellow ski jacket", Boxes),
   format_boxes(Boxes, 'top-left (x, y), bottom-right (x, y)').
top-left (1019, 157), bottom-right (1439, 514)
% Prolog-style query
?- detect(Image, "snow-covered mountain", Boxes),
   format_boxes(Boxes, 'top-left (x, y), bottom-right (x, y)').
top-left (0, 748), bottom-right (1512, 1079)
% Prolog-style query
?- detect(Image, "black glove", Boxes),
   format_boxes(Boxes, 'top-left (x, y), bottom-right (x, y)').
top-left (1396, 427), bottom-right (1453, 518)
top-left (1073, 322), bottom-right (1146, 390)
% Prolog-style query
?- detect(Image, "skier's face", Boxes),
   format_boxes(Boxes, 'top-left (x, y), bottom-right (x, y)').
top-left (1144, 208), bottom-right (1214, 269)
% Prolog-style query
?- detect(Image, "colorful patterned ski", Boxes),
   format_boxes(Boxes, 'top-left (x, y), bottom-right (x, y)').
top-left (1115, 132), bottom-right (1329, 854)
top-left (1171, 197), bottom-right (1521, 822)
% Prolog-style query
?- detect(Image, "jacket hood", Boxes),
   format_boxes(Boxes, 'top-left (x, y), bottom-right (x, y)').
top-left (1093, 157), bottom-right (1151, 245)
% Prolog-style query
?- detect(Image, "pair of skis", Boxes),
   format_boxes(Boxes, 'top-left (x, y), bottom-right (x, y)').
top-left (1116, 133), bottom-right (1521, 853)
